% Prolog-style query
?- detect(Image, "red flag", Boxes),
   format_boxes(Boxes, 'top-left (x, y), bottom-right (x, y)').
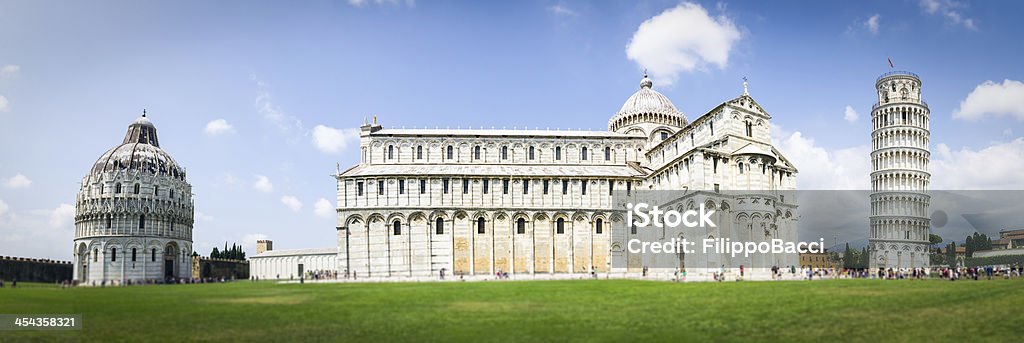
top-left (888, 57), bottom-right (894, 68)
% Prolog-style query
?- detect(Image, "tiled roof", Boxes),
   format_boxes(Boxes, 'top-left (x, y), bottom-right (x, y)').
top-left (253, 248), bottom-right (336, 258)
top-left (339, 164), bottom-right (647, 178)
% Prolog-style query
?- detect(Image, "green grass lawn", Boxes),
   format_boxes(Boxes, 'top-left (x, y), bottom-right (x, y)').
top-left (1, 278), bottom-right (1022, 342)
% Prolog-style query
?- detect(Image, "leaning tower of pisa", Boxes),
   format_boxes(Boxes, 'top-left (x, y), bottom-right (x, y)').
top-left (869, 71), bottom-right (931, 270)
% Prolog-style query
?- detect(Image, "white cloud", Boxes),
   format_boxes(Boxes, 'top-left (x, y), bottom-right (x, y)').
top-left (918, 0), bottom-right (976, 30)
top-left (49, 203), bottom-right (75, 228)
top-left (953, 79), bottom-right (1024, 121)
top-left (0, 203), bottom-right (75, 260)
top-left (281, 195), bottom-right (303, 212)
top-left (3, 173), bottom-right (32, 188)
top-left (0, 95), bottom-right (8, 112)
top-left (0, 65), bottom-right (18, 76)
top-left (251, 75), bottom-right (304, 138)
top-left (772, 124), bottom-right (871, 190)
top-left (312, 125), bottom-right (360, 154)
top-left (0, 198), bottom-right (8, 218)
top-left (931, 138), bottom-right (1024, 189)
top-left (548, 4), bottom-right (578, 17)
top-left (195, 211), bottom-right (215, 223)
top-left (864, 14), bottom-right (881, 34)
top-left (242, 233), bottom-right (268, 251)
top-left (253, 175), bottom-right (274, 193)
top-left (843, 105), bottom-right (859, 123)
top-left (625, 2), bottom-right (741, 85)
top-left (314, 198), bottom-right (334, 218)
top-left (204, 119), bottom-right (235, 136)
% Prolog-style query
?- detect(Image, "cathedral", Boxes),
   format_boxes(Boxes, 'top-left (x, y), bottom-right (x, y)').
top-left (72, 114), bottom-right (195, 285)
top-left (323, 73), bottom-right (800, 279)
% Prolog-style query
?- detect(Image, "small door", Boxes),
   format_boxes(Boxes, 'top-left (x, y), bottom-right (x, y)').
top-left (298, 263), bottom-right (304, 278)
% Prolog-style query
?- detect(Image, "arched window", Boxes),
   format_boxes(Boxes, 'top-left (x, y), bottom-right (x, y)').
top-left (474, 146), bottom-right (481, 160)
top-left (106, 215), bottom-right (112, 228)
top-left (630, 224), bottom-right (637, 235)
top-left (556, 218), bottom-right (565, 234)
top-left (132, 248), bottom-right (137, 262)
top-left (134, 184), bottom-right (140, 194)
top-left (139, 214), bottom-right (145, 229)
top-left (393, 220), bottom-right (401, 235)
top-left (416, 145), bottom-right (423, 160)
top-left (435, 217), bottom-right (444, 234)
top-left (477, 217), bottom-right (486, 234)
top-left (660, 132), bottom-right (669, 140)
top-left (581, 147), bottom-right (588, 160)
top-left (387, 145), bottom-right (394, 160)
top-left (111, 247), bottom-right (117, 262)
top-left (596, 218), bottom-right (603, 234)
top-left (555, 147), bottom-right (562, 160)
top-left (501, 146), bottom-right (508, 160)
top-left (528, 146), bottom-right (535, 160)
top-left (151, 248), bottom-right (156, 262)
top-left (446, 145), bottom-right (454, 160)
top-left (94, 248), bottom-right (98, 262)
top-left (517, 218), bottom-right (526, 234)
top-left (604, 147), bottom-right (611, 161)
top-left (739, 163), bottom-right (744, 174)
top-left (154, 186), bottom-right (159, 197)
top-left (115, 183), bottom-right (122, 194)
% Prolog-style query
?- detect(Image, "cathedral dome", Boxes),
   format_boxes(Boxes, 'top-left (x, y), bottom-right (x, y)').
top-left (89, 114), bottom-right (186, 181)
top-left (609, 74), bottom-right (687, 133)
top-left (617, 75), bottom-right (680, 116)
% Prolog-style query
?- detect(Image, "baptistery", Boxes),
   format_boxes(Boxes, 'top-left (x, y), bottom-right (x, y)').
top-left (73, 113), bottom-right (194, 285)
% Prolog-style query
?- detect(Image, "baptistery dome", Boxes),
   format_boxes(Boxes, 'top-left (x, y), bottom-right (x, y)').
top-left (73, 113), bottom-right (194, 285)
top-left (608, 73), bottom-right (687, 138)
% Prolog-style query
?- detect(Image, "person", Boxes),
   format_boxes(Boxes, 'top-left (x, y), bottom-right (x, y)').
top-left (681, 269), bottom-right (687, 282)
top-left (739, 265), bottom-right (745, 281)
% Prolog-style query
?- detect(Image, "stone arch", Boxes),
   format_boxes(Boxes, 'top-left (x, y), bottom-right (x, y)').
top-left (428, 210), bottom-right (449, 222)
top-left (364, 213), bottom-right (384, 224)
top-left (493, 211), bottom-right (509, 221)
top-left (471, 211), bottom-right (490, 221)
top-left (408, 212), bottom-right (427, 222)
top-left (385, 212), bottom-right (406, 224)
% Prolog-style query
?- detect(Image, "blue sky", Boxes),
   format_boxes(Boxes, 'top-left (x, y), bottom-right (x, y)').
top-left (1, 0), bottom-right (1022, 260)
